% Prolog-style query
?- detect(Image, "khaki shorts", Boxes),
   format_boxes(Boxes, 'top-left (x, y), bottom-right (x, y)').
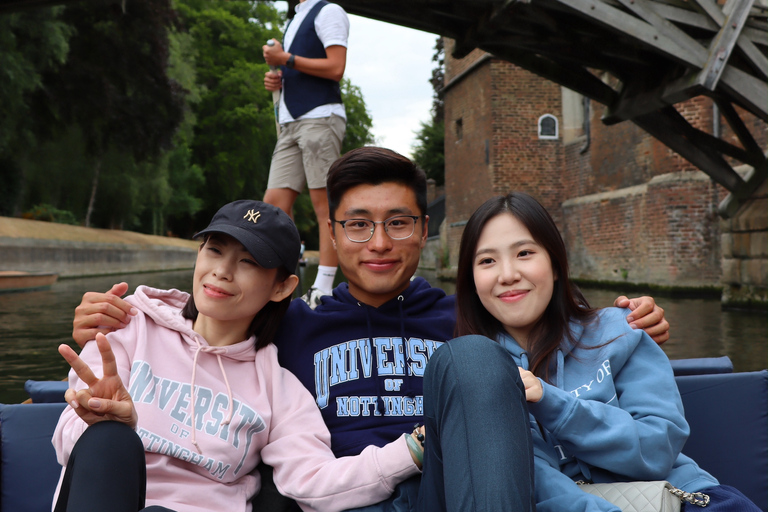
top-left (267, 114), bottom-right (346, 192)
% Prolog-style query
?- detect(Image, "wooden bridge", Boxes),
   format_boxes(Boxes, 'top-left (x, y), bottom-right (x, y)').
top-left (333, 0), bottom-right (768, 217)
top-left (3, 0), bottom-right (766, 216)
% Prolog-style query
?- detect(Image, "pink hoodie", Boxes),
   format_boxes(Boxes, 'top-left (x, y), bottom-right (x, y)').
top-left (52, 286), bottom-right (419, 512)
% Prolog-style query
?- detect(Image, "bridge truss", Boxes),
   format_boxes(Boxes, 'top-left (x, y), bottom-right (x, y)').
top-left (335, 0), bottom-right (767, 217)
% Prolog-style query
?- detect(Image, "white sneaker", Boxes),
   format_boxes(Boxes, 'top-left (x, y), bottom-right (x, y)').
top-left (300, 286), bottom-right (328, 310)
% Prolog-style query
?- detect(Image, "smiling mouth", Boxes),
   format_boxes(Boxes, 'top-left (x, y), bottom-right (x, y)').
top-left (204, 284), bottom-right (233, 297)
top-left (362, 260), bottom-right (398, 271)
top-left (499, 290), bottom-right (528, 301)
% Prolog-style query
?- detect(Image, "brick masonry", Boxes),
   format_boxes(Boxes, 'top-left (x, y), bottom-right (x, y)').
top-left (440, 38), bottom-right (767, 305)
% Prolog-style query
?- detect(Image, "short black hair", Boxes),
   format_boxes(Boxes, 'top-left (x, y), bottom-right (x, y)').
top-left (327, 147), bottom-right (428, 219)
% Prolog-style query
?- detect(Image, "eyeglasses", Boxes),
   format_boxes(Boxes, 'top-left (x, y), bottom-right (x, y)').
top-left (333, 215), bottom-right (421, 243)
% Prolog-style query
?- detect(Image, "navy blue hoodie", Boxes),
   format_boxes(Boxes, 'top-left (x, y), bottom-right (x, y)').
top-left (274, 277), bottom-right (456, 457)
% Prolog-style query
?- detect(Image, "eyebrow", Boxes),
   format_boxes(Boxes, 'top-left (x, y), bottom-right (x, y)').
top-left (475, 239), bottom-right (538, 256)
top-left (342, 207), bottom-right (414, 218)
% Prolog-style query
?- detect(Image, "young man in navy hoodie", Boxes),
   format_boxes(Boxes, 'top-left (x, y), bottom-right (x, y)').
top-left (71, 147), bottom-right (669, 510)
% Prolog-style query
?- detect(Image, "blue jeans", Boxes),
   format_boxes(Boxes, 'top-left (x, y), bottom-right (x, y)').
top-left (417, 335), bottom-right (535, 512)
top-left (346, 336), bottom-right (534, 512)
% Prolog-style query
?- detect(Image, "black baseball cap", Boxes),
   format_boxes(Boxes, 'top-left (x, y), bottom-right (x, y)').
top-left (194, 200), bottom-right (301, 273)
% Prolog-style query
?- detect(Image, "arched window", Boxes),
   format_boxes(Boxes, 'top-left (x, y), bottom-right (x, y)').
top-left (538, 114), bottom-right (558, 140)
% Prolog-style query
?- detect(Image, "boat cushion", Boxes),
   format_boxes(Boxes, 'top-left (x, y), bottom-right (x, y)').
top-left (24, 379), bottom-right (68, 403)
top-left (0, 403), bottom-right (66, 512)
top-left (677, 370), bottom-right (768, 511)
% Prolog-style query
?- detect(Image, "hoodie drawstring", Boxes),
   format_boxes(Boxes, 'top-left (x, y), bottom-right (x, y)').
top-left (556, 349), bottom-right (565, 390)
top-left (190, 338), bottom-right (234, 454)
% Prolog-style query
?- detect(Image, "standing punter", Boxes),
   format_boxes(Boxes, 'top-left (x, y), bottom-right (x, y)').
top-left (263, 0), bottom-right (349, 307)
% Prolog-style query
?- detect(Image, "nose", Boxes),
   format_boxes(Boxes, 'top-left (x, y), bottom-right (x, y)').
top-left (499, 258), bottom-right (520, 284)
top-left (366, 222), bottom-right (393, 252)
top-left (213, 258), bottom-right (234, 280)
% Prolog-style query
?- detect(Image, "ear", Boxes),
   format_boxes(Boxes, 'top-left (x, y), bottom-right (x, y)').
top-left (271, 274), bottom-right (299, 302)
top-left (327, 218), bottom-right (337, 247)
top-left (419, 215), bottom-right (430, 249)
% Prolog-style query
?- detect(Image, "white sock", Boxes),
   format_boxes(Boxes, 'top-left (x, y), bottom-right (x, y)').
top-left (312, 265), bottom-right (337, 294)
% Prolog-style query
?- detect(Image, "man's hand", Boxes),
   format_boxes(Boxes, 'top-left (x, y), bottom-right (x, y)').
top-left (60, 333), bottom-right (137, 429)
top-left (518, 368), bottom-right (543, 403)
top-left (263, 38), bottom-right (289, 67)
top-left (264, 70), bottom-right (282, 92)
top-left (614, 296), bottom-right (670, 345)
top-left (72, 282), bottom-right (137, 348)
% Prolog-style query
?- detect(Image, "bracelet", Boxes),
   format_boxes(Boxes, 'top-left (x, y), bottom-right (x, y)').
top-left (413, 423), bottom-right (425, 447)
top-left (286, 54), bottom-right (295, 69)
top-left (405, 433), bottom-right (424, 466)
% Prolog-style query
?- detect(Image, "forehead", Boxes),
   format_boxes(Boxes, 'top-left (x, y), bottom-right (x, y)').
top-left (477, 213), bottom-right (536, 247)
top-left (337, 182), bottom-right (421, 217)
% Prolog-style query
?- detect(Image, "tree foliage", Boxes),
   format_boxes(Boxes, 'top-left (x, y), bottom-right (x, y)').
top-left (1, 0), bottom-right (376, 239)
top-left (412, 37), bottom-right (445, 185)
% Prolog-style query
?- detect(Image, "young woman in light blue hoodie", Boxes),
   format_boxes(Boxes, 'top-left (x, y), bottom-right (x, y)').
top-left (451, 192), bottom-right (759, 512)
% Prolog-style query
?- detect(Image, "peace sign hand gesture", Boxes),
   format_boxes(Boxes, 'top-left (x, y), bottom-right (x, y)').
top-left (59, 333), bottom-right (138, 429)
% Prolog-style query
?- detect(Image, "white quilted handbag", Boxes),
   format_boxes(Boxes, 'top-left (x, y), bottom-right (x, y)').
top-left (577, 481), bottom-right (710, 512)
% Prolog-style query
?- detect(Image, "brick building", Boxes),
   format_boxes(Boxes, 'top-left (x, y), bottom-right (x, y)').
top-left (441, 39), bottom-right (767, 306)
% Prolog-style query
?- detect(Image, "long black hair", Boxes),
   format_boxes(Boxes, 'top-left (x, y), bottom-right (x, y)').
top-left (455, 192), bottom-right (596, 381)
top-left (181, 235), bottom-right (293, 351)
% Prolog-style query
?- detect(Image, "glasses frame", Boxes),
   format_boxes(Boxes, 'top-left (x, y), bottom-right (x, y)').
top-left (332, 215), bottom-right (422, 243)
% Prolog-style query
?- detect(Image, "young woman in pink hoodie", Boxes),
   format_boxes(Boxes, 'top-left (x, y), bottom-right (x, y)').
top-left (52, 200), bottom-right (423, 512)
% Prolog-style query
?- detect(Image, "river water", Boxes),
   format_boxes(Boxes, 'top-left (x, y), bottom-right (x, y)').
top-left (1, 268), bottom-right (765, 404)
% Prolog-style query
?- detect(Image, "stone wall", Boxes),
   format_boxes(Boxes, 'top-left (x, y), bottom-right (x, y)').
top-left (439, 37), bottom-right (766, 306)
top-left (721, 178), bottom-right (768, 309)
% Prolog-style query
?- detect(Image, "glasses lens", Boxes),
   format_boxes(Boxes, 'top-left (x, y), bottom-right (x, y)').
top-left (385, 216), bottom-right (416, 240)
top-left (344, 219), bottom-right (374, 242)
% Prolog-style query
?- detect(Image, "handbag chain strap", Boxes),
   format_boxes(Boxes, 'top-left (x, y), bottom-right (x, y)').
top-left (576, 481), bottom-right (711, 508)
top-left (667, 486), bottom-right (711, 507)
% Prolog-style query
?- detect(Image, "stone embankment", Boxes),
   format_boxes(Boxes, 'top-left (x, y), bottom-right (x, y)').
top-left (0, 217), bottom-right (198, 278)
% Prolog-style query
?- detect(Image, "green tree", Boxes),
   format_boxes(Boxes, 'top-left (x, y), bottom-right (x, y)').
top-left (33, 0), bottom-right (186, 227)
top-left (176, 0), bottom-right (280, 225)
top-left (0, 7), bottom-right (72, 216)
top-left (340, 78), bottom-right (375, 153)
top-left (412, 37), bottom-right (445, 185)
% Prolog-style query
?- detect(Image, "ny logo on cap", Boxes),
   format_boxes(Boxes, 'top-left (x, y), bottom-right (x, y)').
top-left (244, 210), bottom-right (261, 223)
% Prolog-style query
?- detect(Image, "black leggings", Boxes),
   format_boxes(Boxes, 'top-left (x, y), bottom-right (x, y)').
top-left (54, 421), bottom-right (173, 512)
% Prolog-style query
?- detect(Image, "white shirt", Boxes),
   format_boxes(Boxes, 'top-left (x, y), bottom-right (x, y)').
top-left (279, 0), bottom-right (349, 124)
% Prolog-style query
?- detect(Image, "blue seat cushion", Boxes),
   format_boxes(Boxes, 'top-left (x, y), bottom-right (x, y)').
top-left (0, 403), bottom-right (66, 512)
top-left (24, 380), bottom-right (68, 403)
top-left (677, 370), bottom-right (768, 511)
top-left (670, 356), bottom-right (733, 376)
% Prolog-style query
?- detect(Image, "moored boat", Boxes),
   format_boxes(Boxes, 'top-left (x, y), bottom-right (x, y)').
top-left (0, 271), bottom-right (58, 293)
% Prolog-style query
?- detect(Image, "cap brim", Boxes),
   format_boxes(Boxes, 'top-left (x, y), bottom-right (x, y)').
top-left (194, 225), bottom-right (283, 269)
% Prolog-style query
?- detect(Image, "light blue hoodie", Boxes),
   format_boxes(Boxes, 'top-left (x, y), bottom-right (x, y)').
top-left (498, 307), bottom-right (718, 512)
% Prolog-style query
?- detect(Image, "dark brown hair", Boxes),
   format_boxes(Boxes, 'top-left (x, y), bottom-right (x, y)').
top-left (182, 235), bottom-right (293, 351)
top-left (454, 192), bottom-right (596, 381)
top-left (326, 146), bottom-right (428, 220)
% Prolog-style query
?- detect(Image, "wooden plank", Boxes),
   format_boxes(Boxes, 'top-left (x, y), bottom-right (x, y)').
top-left (614, 0), bottom-right (707, 60)
top-left (633, 107), bottom-right (747, 192)
top-left (719, 166), bottom-right (767, 218)
top-left (716, 98), bottom-right (767, 157)
top-left (699, 0), bottom-right (756, 90)
top-left (719, 65), bottom-right (768, 120)
top-left (736, 36), bottom-right (768, 80)
top-left (544, 0), bottom-right (707, 66)
top-left (482, 43), bottom-right (619, 105)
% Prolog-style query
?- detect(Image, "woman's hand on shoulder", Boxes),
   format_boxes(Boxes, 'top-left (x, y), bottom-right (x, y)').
top-left (518, 368), bottom-right (543, 402)
top-left (613, 295), bottom-right (670, 345)
top-left (72, 282), bottom-right (138, 348)
top-left (59, 333), bottom-right (137, 429)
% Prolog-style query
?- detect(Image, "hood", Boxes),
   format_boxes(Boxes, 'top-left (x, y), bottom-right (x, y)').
top-left (126, 285), bottom-right (258, 362)
top-left (126, 285), bottom-right (259, 454)
top-left (319, 277), bottom-right (449, 314)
